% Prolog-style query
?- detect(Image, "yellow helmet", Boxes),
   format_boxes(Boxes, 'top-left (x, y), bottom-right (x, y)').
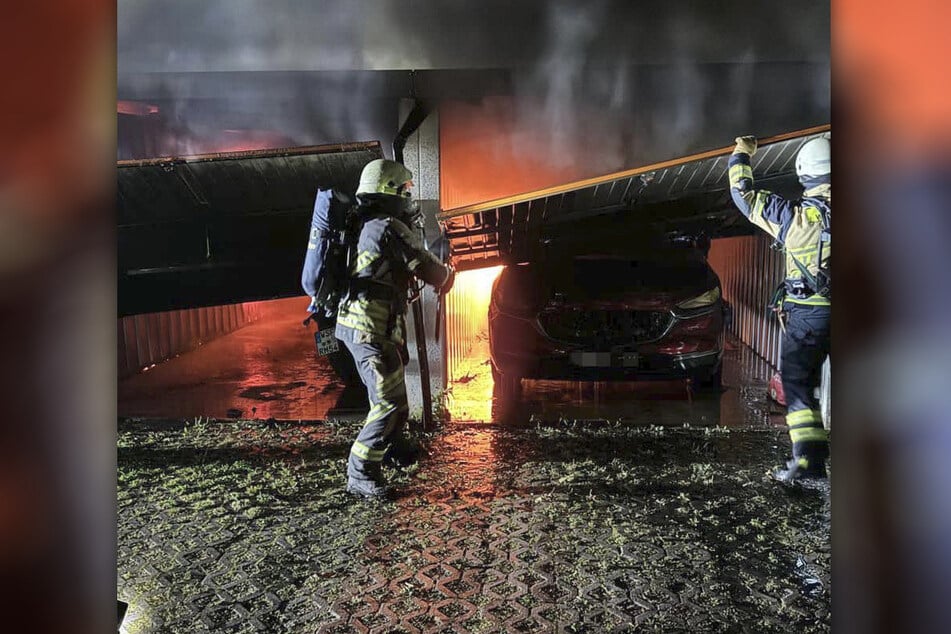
top-left (356, 159), bottom-right (414, 198)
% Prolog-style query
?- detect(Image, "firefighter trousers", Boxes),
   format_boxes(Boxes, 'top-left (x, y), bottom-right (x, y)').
top-left (343, 340), bottom-right (409, 483)
top-left (781, 303), bottom-right (831, 462)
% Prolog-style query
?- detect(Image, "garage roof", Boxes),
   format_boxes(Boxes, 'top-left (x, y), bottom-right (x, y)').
top-left (439, 125), bottom-right (830, 270)
top-left (118, 141), bottom-right (383, 315)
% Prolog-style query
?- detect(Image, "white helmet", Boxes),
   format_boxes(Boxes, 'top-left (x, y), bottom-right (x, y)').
top-left (795, 133), bottom-right (831, 181)
top-left (355, 158), bottom-right (421, 224)
top-left (356, 159), bottom-right (413, 198)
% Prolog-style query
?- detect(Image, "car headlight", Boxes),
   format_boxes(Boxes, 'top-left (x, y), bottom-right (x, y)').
top-left (677, 287), bottom-right (721, 309)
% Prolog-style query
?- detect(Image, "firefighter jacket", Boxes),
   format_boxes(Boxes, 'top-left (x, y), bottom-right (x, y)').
top-left (729, 152), bottom-right (831, 307)
top-left (335, 204), bottom-right (451, 346)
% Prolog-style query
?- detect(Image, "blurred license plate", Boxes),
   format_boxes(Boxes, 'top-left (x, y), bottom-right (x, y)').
top-left (619, 352), bottom-right (639, 367)
top-left (315, 328), bottom-right (340, 356)
top-left (569, 352), bottom-right (612, 367)
top-left (569, 352), bottom-right (639, 367)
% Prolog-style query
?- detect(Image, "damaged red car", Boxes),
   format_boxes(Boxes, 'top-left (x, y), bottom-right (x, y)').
top-left (488, 235), bottom-right (726, 395)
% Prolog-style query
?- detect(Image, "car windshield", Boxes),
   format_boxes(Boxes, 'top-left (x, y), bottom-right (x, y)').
top-left (564, 254), bottom-right (708, 291)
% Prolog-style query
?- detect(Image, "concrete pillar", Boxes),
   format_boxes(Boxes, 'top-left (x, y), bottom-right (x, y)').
top-left (398, 100), bottom-right (446, 417)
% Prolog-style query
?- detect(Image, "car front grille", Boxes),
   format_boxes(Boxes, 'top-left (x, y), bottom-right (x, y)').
top-left (538, 308), bottom-right (672, 345)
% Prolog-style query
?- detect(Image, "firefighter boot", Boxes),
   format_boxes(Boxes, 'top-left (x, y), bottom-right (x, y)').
top-left (771, 456), bottom-right (826, 483)
top-left (346, 459), bottom-right (389, 498)
top-left (771, 445), bottom-right (827, 485)
top-left (346, 474), bottom-right (389, 498)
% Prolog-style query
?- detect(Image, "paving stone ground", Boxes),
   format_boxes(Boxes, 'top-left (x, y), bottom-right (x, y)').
top-left (118, 415), bottom-right (830, 633)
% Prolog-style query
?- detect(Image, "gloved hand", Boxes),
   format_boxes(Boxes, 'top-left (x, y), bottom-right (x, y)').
top-left (733, 135), bottom-right (757, 156)
top-left (306, 297), bottom-right (318, 313)
top-left (440, 265), bottom-right (456, 294)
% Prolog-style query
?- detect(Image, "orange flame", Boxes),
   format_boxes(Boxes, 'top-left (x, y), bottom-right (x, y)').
top-left (444, 266), bottom-right (503, 421)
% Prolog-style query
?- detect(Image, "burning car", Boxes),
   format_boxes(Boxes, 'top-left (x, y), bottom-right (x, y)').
top-left (488, 235), bottom-right (726, 395)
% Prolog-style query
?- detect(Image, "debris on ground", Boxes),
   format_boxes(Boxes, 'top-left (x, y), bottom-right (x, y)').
top-left (118, 417), bottom-right (830, 633)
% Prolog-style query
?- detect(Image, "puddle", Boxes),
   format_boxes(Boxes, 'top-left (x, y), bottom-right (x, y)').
top-left (446, 335), bottom-right (776, 429)
top-left (118, 308), bottom-right (348, 419)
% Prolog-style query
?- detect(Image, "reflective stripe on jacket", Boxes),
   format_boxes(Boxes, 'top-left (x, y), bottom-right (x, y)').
top-left (729, 152), bottom-right (831, 306)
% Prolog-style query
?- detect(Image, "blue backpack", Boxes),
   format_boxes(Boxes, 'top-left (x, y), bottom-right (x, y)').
top-left (301, 188), bottom-right (356, 318)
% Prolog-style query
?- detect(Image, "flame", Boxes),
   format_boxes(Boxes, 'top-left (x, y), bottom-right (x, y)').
top-left (444, 266), bottom-right (503, 422)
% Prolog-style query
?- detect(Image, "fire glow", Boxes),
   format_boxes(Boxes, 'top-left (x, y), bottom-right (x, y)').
top-left (117, 100), bottom-right (160, 116)
top-left (444, 266), bottom-right (503, 422)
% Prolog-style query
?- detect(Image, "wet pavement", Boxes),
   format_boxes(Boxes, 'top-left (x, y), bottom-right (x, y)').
top-left (449, 333), bottom-right (778, 428)
top-left (118, 303), bottom-right (359, 420)
top-left (118, 339), bottom-right (829, 633)
top-left (119, 300), bottom-right (777, 430)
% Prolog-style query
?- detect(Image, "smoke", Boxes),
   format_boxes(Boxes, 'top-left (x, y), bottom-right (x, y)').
top-left (657, 10), bottom-right (712, 155)
top-left (117, 0), bottom-right (830, 171)
top-left (117, 70), bottom-right (399, 159)
top-left (118, 0), bottom-right (399, 159)
top-left (499, 2), bottom-right (828, 175)
top-left (119, 0), bottom-right (366, 73)
top-left (514, 1), bottom-right (608, 166)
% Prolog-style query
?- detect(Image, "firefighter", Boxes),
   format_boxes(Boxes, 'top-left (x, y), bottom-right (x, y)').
top-left (729, 133), bottom-right (831, 483)
top-left (336, 159), bottom-right (454, 497)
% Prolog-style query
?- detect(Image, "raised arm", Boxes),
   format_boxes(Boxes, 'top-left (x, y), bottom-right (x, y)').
top-left (729, 136), bottom-right (798, 244)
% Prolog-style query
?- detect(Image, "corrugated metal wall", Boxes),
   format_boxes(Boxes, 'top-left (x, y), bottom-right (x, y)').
top-left (445, 267), bottom-right (503, 381)
top-left (708, 234), bottom-right (785, 370)
top-left (709, 234), bottom-right (831, 427)
top-left (117, 302), bottom-right (265, 378)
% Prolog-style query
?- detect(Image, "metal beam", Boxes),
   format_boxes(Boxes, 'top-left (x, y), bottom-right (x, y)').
top-left (439, 125), bottom-right (830, 220)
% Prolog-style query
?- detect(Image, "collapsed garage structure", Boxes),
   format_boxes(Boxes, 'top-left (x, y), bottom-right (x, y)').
top-left (118, 125), bottom-right (830, 422)
top-left (117, 2), bottom-right (831, 631)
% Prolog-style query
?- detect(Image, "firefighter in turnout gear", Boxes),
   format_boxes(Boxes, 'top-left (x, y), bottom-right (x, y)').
top-left (337, 159), bottom-right (454, 497)
top-left (729, 133), bottom-right (831, 484)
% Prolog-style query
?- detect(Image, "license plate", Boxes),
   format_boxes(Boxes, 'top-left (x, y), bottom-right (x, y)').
top-left (569, 351), bottom-right (612, 367)
top-left (619, 352), bottom-right (639, 367)
top-left (315, 328), bottom-right (340, 356)
top-left (569, 351), bottom-right (639, 368)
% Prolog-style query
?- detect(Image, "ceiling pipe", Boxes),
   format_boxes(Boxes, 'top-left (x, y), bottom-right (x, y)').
top-left (393, 106), bottom-right (430, 163)
top-left (393, 70), bottom-right (431, 163)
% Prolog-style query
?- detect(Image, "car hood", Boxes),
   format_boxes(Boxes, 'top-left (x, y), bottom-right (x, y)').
top-left (540, 255), bottom-right (717, 311)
